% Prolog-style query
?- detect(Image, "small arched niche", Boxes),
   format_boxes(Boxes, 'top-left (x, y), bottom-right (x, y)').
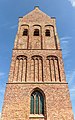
top-left (31, 25), bottom-right (42, 49)
top-left (33, 25), bottom-right (41, 36)
top-left (45, 25), bottom-right (54, 37)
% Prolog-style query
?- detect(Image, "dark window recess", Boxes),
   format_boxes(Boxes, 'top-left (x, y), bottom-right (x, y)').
top-left (45, 29), bottom-right (50, 36)
top-left (23, 29), bottom-right (28, 36)
top-left (30, 91), bottom-right (44, 114)
top-left (34, 29), bottom-right (39, 36)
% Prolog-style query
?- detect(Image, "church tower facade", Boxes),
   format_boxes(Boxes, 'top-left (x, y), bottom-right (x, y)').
top-left (2, 7), bottom-right (74, 120)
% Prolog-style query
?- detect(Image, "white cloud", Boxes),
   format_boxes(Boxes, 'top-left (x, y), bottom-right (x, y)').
top-left (70, 88), bottom-right (75, 92)
top-left (0, 23), bottom-right (9, 28)
top-left (60, 36), bottom-right (72, 41)
top-left (66, 70), bottom-right (75, 99)
top-left (60, 36), bottom-right (71, 58)
top-left (0, 72), bottom-right (8, 79)
top-left (0, 22), bottom-right (17, 30)
top-left (70, 88), bottom-right (75, 98)
top-left (10, 25), bottom-right (17, 29)
top-left (68, 0), bottom-right (75, 7)
top-left (66, 70), bottom-right (75, 90)
top-left (68, 71), bottom-right (75, 84)
top-left (0, 88), bottom-right (5, 93)
top-left (0, 72), bottom-right (5, 77)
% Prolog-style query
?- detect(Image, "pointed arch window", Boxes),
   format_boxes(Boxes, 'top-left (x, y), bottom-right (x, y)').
top-left (45, 29), bottom-right (50, 36)
top-left (34, 29), bottom-right (39, 36)
top-left (30, 90), bottom-right (44, 114)
top-left (23, 29), bottom-right (28, 36)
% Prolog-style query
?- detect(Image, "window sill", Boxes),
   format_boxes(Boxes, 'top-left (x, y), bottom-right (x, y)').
top-left (29, 114), bottom-right (44, 118)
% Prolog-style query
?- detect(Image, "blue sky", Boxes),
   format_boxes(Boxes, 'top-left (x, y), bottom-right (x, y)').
top-left (0, 0), bottom-right (75, 119)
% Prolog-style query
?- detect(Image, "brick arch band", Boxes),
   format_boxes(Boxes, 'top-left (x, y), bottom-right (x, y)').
top-left (12, 55), bottom-right (61, 82)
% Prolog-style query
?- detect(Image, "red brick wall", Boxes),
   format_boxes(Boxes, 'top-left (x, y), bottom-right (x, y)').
top-left (1, 7), bottom-right (74, 120)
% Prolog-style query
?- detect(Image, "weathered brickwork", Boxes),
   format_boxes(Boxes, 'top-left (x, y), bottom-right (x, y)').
top-left (1, 7), bottom-right (74, 120)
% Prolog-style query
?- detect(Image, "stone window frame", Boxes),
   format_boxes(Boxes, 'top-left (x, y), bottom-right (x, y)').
top-left (30, 87), bottom-right (45, 118)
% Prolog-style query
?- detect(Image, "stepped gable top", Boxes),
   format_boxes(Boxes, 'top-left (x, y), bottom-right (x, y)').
top-left (19, 6), bottom-right (55, 25)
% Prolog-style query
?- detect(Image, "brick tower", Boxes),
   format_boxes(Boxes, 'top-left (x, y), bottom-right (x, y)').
top-left (2, 7), bottom-right (74, 120)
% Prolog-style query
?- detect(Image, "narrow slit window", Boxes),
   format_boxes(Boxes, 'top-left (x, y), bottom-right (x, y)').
top-left (34, 29), bottom-right (39, 36)
top-left (23, 29), bottom-right (28, 36)
top-left (45, 29), bottom-right (50, 36)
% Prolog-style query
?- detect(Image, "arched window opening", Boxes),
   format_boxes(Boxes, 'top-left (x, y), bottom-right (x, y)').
top-left (23, 29), bottom-right (28, 36)
top-left (34, 29), bottom-right (39, 36)
top-left (30, 90), bottom-right (44, 114)
top-left (45, 29), bottom-right (50, 36)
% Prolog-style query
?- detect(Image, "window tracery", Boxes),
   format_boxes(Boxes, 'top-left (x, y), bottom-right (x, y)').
top-left (30, 90), bottom-right (44, 114)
